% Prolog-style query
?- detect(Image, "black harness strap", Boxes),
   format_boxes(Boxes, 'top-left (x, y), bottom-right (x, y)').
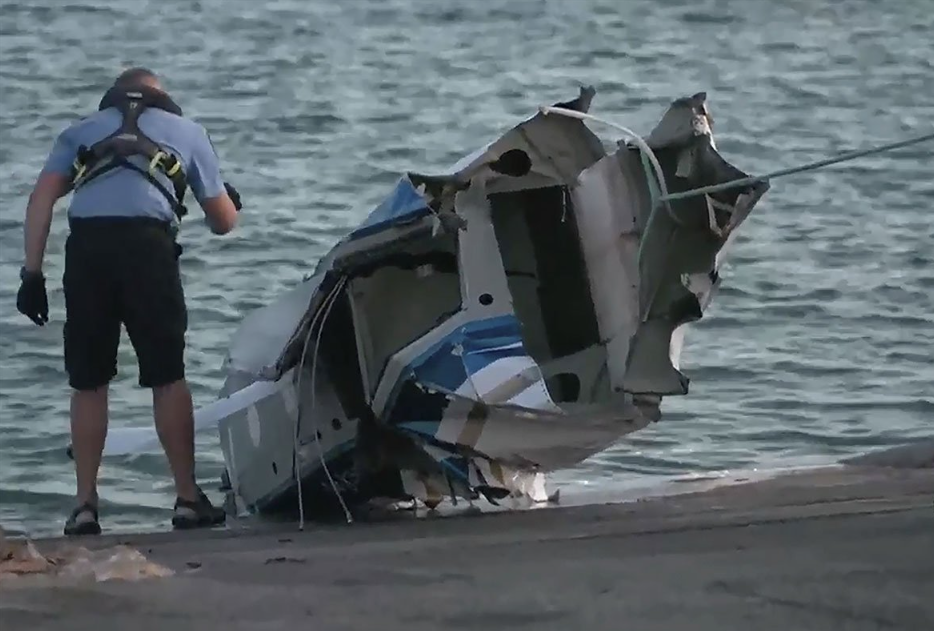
top-left (71, 85), bottom-right (190, 220)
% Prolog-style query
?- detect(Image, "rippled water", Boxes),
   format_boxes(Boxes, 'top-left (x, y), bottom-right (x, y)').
top-left (1, 0), bottom-right (932, 537)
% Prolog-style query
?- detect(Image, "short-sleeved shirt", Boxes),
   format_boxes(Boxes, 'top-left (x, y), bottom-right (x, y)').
top-left (42, 106), bottom-right (226, 223)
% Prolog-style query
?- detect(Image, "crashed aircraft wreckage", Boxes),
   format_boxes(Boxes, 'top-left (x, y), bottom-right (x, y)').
top-left (102, 87), bottom-right (770, 520)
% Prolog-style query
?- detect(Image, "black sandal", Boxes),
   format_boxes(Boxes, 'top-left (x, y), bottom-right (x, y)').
top-left (64, 502), bottom-right (101, 536)
top-left (171, 486), bottom-right (226, 530)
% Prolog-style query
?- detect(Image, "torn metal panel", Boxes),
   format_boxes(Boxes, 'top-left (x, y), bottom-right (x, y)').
top-left (570, 149), bottom-right (651, 394)
top-left (623, 92), bottom-right (769, 397)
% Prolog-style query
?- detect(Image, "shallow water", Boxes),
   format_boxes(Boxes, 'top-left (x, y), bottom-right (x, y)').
top-left (1, 0), bottom-right (932, 538)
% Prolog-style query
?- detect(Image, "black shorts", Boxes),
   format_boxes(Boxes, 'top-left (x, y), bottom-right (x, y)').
top-left (63, 216), bottom-right (188, 390)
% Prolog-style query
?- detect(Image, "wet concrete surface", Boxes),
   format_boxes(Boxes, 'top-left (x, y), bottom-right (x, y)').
top-left (1, 450), bottom-right (932, 631)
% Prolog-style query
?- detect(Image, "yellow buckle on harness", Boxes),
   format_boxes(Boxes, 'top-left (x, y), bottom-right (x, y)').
top-left (148, 151), bottom-right (166, 173)
top-left (72, 158), bottom-right (87, 183)
top-left (149, 151), bottom-right (181, 178)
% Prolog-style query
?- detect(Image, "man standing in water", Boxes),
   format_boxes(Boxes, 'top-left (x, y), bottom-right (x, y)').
top-left (15, 67), bottom-right (242, 535)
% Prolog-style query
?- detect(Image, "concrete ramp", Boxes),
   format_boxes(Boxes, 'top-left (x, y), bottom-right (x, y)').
top-left (1, 441), bottom-right (932, 631)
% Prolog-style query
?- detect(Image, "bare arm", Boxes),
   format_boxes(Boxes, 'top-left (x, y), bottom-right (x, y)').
top-left (23, 171), bottom-right (71, 273)
top-left (189, 126), bottom-right (240, 235)
top-left (201, 190), bottom-right (240, 235)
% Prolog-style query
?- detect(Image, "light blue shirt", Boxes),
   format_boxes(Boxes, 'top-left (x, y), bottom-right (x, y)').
top-left (42, 107), bottom-right (226, 223)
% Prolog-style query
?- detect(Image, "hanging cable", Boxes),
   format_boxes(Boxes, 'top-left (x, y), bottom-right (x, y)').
top-left (308, 275), bottom-right (353, 525)
top-left (292, 274), bottom-right (352, 530)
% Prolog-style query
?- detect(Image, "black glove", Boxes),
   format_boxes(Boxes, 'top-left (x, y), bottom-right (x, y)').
top-left (224, 181), bottom-right (242, 211)
top-left (17, 268), bottom-right (49, 326)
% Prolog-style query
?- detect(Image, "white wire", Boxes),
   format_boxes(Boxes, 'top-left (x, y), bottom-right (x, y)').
top-left (538, 105), bottom-right (683, 226)
top-left (292, 274), bottom-right (348, 528)
top-left (292, 291), bottom-right (326, 530)
top-left (292, 274), bottom-right (353, 529)
top-left (539, 103), bottom-right (715, 325)
top-left (541, 106), bottom-right (934, 211)
top-left (309, 275), bottom-right (353, 524)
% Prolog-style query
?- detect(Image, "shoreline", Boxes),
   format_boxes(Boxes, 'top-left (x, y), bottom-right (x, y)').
top-left (1, 440), bottom-right (932, 630)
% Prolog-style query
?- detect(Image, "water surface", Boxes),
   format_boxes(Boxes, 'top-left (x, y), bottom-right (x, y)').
top-left (1, 0), bottom-right (932, 537)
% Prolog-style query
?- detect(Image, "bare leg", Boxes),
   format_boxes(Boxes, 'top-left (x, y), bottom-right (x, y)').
top-left (152, 378), bottom-right (200, 502)
top-left (70, 386), bottom-right (109, 506)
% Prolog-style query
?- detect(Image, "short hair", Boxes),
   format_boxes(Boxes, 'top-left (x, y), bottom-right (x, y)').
top-left (113, 67), bottom-right (161, 89)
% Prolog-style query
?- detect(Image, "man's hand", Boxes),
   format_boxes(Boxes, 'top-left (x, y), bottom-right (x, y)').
top-left (17, 268), bottom-right (49, 326)
top-left (224, 182), bottom-right (242, 211)
top-left (17, 169), bottom-right (69, 326)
